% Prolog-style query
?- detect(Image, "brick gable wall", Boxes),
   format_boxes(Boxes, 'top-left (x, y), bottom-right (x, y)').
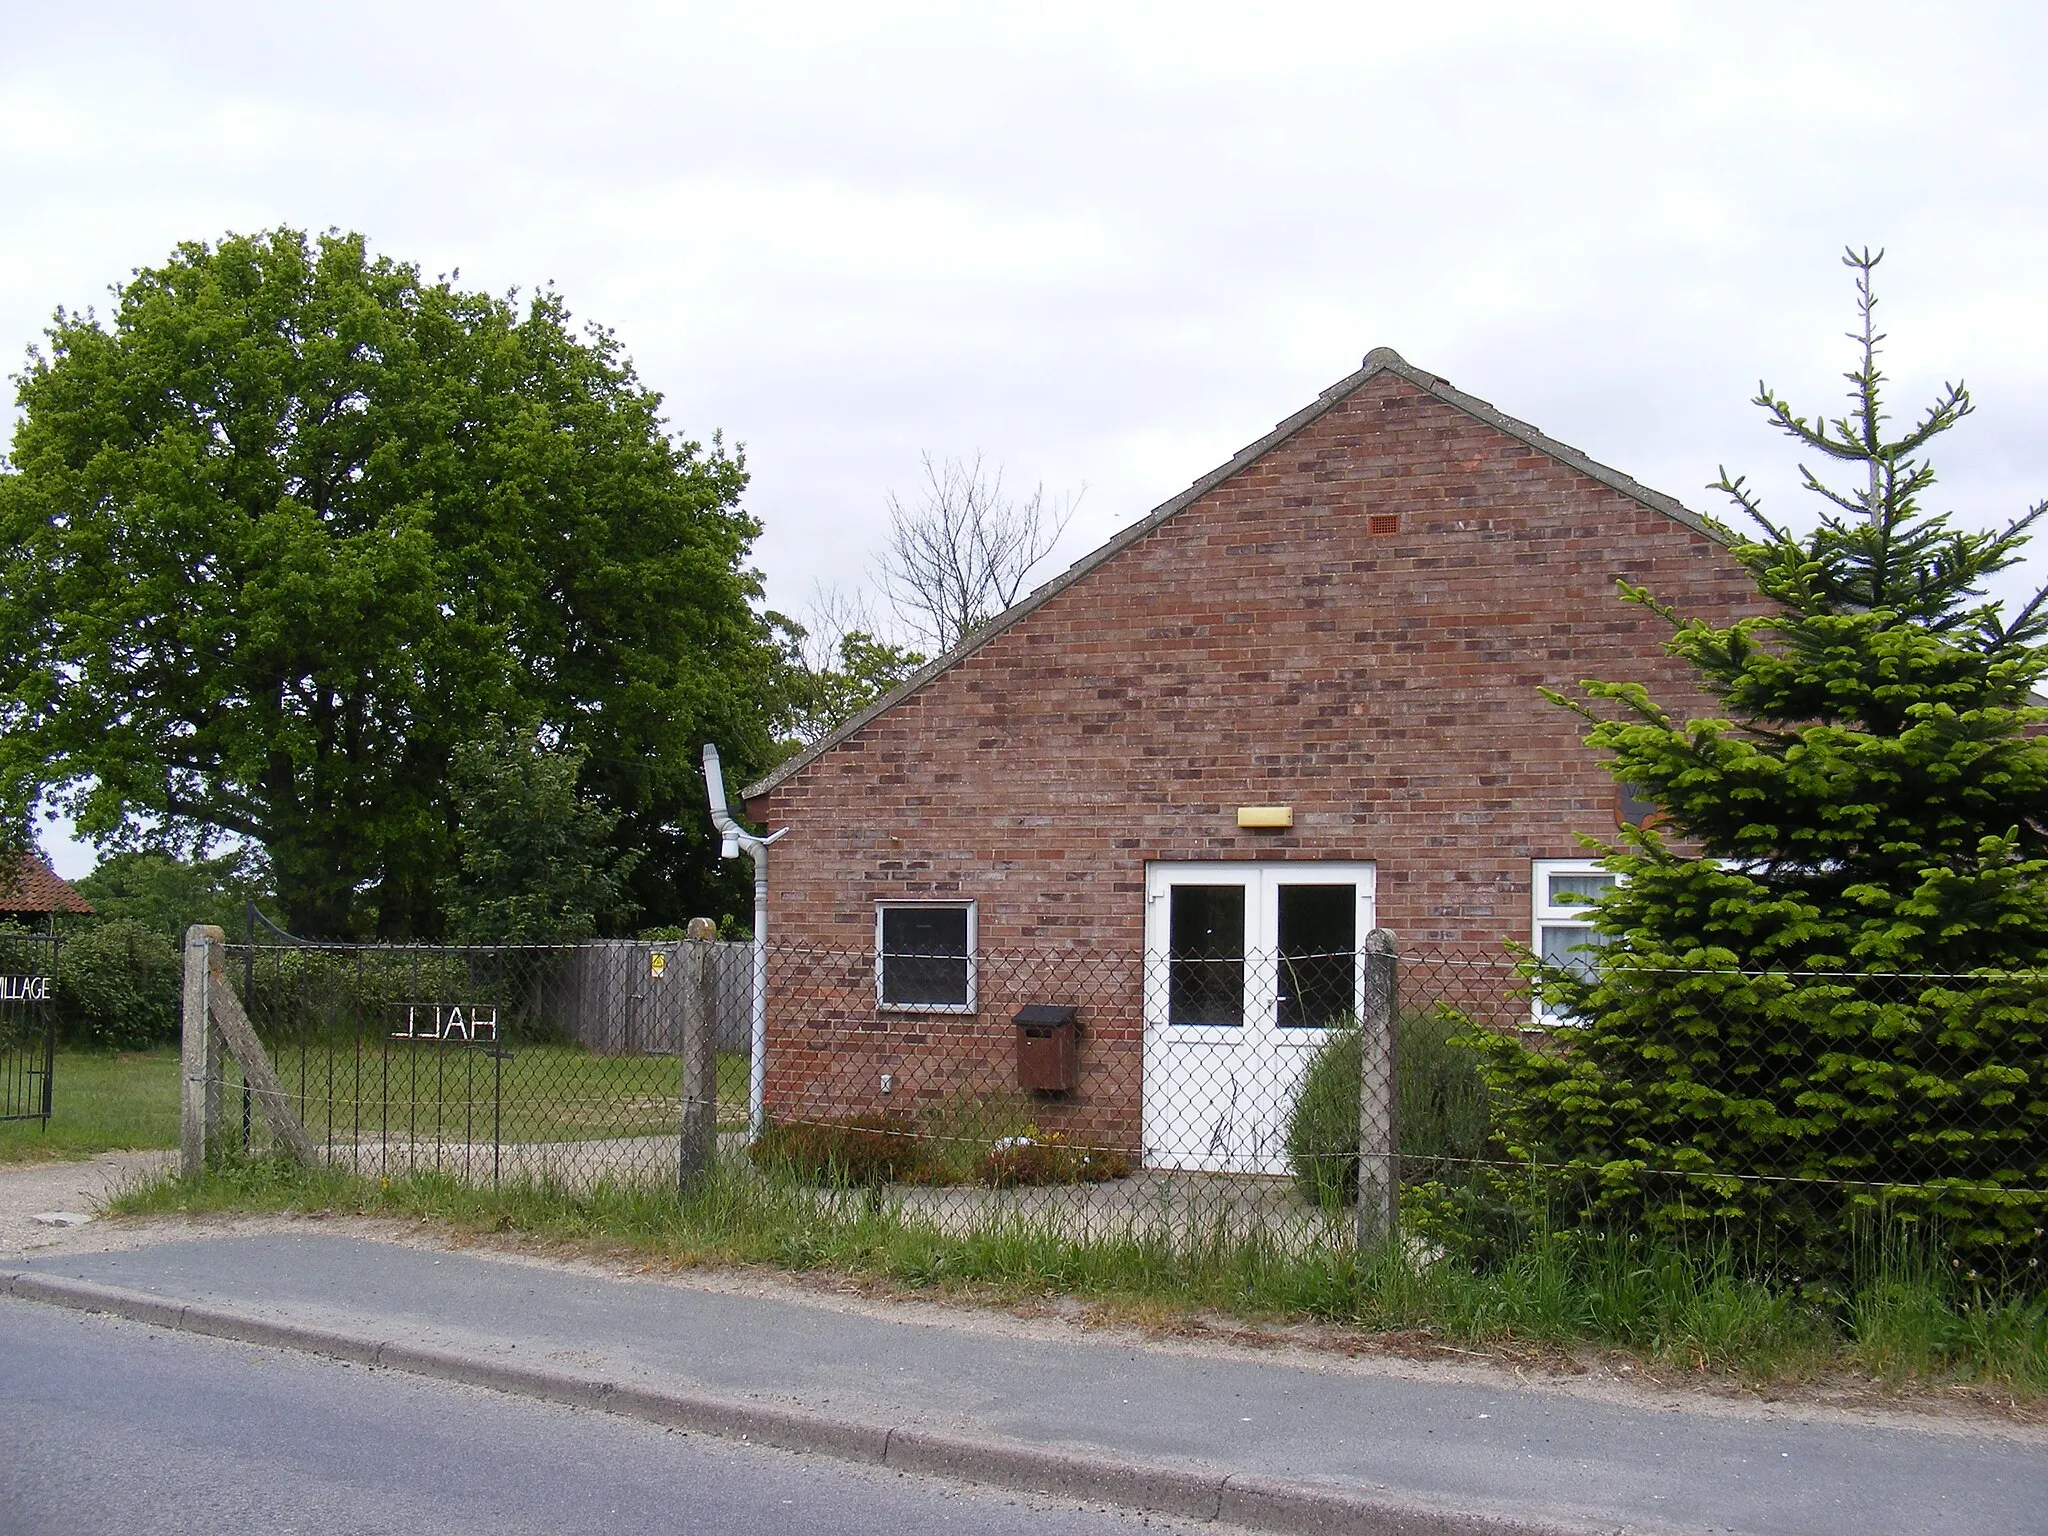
top-left (751, 373), bottom-right (1770, 1147)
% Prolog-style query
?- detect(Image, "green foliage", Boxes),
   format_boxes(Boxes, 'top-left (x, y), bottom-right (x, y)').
top-left (1286, 1029), bottom-right (1360, 1210)
top-left (0, 810), bottom-right (30, 867)
top-left (0, 228), bottom-right (781, 938)
top-left (54, 918), bottom-right (180, 1049)
top-left (73, 849), bottom-right (276, 940)
top-left (751, 1114), bottom-right (930, 1185)
top-left (976, 1131), bottom-right (1131, 1187)
top-left (1481, 250), bottom-right (2048, 1276)
top-left (437, 725), bottom-right (639, 943)
top-left (239, 945), bottom-right (557, 1044)
top-left (771, 622), bottom-right (925, 754)
top-left (1285, 1009), bottom-right (1495, 1211)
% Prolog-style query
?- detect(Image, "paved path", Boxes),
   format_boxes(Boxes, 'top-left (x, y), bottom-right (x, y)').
top-left (11, 1230), bottom-right (2045, 1535)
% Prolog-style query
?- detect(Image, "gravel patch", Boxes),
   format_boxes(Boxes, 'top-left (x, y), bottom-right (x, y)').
top-left (0, 1151), bottom-right (173, 1260)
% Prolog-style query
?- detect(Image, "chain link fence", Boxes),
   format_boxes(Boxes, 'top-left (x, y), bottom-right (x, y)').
top-left (212, 937), bottom-right (752, 1187)
top-left (196, 932), bottom-right (2048, 1270)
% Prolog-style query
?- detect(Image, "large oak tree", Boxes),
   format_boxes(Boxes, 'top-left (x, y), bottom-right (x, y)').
top-left (0, 229), bottom-right (780, 937)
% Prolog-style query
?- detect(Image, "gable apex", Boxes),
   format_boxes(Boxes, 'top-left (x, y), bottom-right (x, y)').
top-left (1356, 349), bottom-right (1718, 540)
top-left (742, 350), bottom-right (1727, 802)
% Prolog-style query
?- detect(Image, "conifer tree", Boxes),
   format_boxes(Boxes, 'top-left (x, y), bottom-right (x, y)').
top-left (1478, 250), bottom-right (2048, 1273)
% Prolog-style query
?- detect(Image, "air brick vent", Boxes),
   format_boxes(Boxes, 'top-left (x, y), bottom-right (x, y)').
top-left (1368, 513), bottom-right (1401, 536)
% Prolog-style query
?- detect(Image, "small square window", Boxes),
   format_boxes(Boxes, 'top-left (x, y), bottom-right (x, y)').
top-left (876, 902), bottom-right (977, 1011)
top-left (1532, 859), bottom-right (1618, 1024)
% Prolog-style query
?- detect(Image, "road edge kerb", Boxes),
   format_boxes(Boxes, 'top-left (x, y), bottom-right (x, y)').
top-left (2, 1269), bottom-right (1598, 1536)
top-left (883, 1428), bottom-right (1228, 1524)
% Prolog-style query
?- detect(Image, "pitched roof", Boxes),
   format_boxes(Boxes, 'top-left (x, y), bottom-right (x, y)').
top-left (0, 852), bottom-right (93, 915)
top-left (744, 347), bottom-right (1725, 802)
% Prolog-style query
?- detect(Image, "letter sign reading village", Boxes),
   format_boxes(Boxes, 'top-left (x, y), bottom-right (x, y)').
top-left (392, 1005), bottom-right (499, 1043)
top-left (1, 976), bottom-right (51, 1003)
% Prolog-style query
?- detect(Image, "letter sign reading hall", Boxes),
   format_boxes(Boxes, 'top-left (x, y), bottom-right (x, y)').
top-left (392, 1005), bottom-right (500, 1043)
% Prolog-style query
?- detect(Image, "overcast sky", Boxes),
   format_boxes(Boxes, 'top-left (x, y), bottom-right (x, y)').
top-left (5, 1), bottom-right (2045, 877)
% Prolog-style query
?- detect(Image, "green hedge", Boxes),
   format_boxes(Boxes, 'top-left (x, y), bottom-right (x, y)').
top-left (1471, 962), bottom-right (2048, 1279)
top-left (1285, 1008), bottom-right (1494, 1211)
top-left (238, 946), bottom-right (566, 1045)
top-left (32, 931), bottom-right (576, 1054)
top-left (54, 919), bottom-right (181, 1050)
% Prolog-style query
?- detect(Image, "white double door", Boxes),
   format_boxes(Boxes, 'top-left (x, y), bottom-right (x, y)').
top-left (1141, 861), bottom-right (1376, 1173)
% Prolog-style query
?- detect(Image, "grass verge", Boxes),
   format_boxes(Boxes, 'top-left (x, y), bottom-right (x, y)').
top-left (0, 1046), bottom-right (751, 1167)
top-left (0, 1048), bottom-right (181, 1164)
top-left (111, 1154), bottom-right (2048, 1401)
top-left (243, 1045), bottom-right (753, 1144)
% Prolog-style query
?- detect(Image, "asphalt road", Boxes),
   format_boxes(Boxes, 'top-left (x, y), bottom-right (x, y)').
top-left (26, 1231), bottom-right (2047, 1536)
top-left (0, 1298), bottom-right (1203, 1536)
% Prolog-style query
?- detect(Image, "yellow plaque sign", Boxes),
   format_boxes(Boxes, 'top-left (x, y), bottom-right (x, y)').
top-left (1236, 805), bottom-right (1294, 829)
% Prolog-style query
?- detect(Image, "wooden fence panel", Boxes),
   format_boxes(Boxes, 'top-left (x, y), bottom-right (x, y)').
top-left (545, 941), bottom-right (751, 1056)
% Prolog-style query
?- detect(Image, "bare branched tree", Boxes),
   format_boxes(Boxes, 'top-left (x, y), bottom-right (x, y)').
top-left (784, 582), bottom-right (888, 679)
top-left (875, 453), bottom-right (1082, 652)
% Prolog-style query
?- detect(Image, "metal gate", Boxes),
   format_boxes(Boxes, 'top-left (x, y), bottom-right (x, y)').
top-left (1, 931), bottom-right (58, 1125)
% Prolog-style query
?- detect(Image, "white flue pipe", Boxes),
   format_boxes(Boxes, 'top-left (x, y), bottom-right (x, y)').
top-left (702, 743), bottom-right (784, 1142)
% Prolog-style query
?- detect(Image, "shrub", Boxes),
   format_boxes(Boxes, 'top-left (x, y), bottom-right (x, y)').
top-left (976, 1132), bottom-right (1131, 1188)
top-left (72, 849), bottom-right (274, 939)
top-left (55, 918), bottom-right (181, 1050)
top-left (913, 1089), bottom-right (1036, 1182)
top-left (1286, 1029), bottom-right (1361, 1211)
top-left (751, 1114), bottom-right (929, 1185)
top-left (1285, 1007), bottom-right (1494, 1211)
top-left (1399, 1008), bottom-right (1495, 1178)
top-left (1471, 966), bottom-right (2048, 1280)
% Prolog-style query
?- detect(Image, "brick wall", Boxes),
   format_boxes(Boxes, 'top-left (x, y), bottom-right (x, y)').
top-left (751, 373), bottom-right (1771, 1151)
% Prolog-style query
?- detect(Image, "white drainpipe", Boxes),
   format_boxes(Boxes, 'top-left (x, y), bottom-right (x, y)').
top-left (702, 743), bottom-right (785, 1142)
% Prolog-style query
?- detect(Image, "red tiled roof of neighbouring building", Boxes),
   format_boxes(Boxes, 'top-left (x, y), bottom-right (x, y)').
top-left (0, 852), bottom-right (93, 915)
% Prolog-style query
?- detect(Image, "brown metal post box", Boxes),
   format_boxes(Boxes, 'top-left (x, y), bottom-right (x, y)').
top-left (1014, 1004), bottom-right (1079, 1092)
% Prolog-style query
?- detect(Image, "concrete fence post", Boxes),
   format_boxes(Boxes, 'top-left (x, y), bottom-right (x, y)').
top-left (180, 925), bottom-right (213, 1178)
top-left (678, 917), bottom-right (721, 1193)
top-left (1356, 927), bottom-right (1399, 1253)
top-left (204, 982), bottom-right (223, 1150)
top-left (179, 923), bottom-right (317, 1171)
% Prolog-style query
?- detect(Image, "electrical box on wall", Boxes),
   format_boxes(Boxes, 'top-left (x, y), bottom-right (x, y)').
top-left (1014, 1004), bottom-right (1079, 1092)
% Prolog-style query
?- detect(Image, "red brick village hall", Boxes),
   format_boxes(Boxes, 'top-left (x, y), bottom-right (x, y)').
top-left (731, 349), bottom-right (1770, 1172)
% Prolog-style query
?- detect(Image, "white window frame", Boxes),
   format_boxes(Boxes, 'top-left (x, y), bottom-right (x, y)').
top-left (874, 900), bottom-right (978, 1013)
top-left (1531, 858), bottom-right (1620, 1026)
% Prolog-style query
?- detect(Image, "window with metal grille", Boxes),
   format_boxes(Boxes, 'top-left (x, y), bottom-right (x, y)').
top-left (876, 902), bottom-right (977, 1010)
